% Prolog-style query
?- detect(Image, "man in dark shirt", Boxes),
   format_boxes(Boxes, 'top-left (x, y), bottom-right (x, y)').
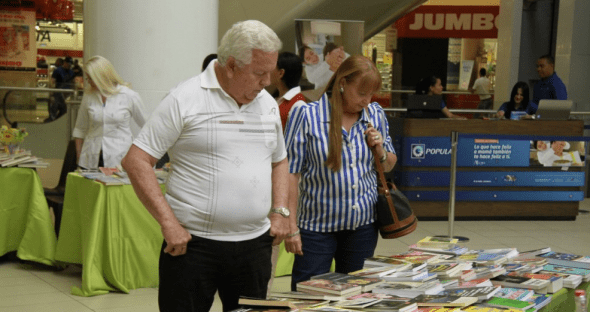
top-left (532, 55), bottom-right (567, 105)
top-left (48, 57), bottom-right (74, 121)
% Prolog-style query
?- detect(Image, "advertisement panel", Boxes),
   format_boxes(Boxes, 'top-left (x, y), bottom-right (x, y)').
top-left (395, 5), bottom-right (499, 38)
top-left (400, 171), bottom-right (585, 187)
top-left (0, 7), bottom-right (36, 70)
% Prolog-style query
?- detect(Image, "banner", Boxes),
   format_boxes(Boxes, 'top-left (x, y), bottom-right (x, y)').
top-left (395, 6), bottom-right (499, 39)
top-left (295, 19), bottom-right (364, 93)
top-left (0, 7), bottom-right (36, 70)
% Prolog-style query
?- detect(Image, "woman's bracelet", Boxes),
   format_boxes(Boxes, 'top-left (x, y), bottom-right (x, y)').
top-left (380, 152), bottom-right (388, 163)
top-left (287, 229), bottom-right (300, 237)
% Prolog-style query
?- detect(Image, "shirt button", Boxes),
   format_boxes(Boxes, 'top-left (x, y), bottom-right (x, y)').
top-left (352, 204), bottom-right (359, 210)
top-left (350, 163), bottom-right (354, 168)
top-left (348, 143), bottom-right (353, 148)
top-left (352, 185), bottom-right (357, 189)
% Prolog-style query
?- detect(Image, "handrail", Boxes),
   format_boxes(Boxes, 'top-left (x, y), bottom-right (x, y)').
top-left (388, 89), bottom-right (494, 96)
top-left (383, 107), bottom-right (590, 116)
top-left (0, 86), bottom-right (77, 93)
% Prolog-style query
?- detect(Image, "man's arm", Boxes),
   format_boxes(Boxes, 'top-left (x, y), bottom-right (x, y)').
top-left (122, 145), bottom-right (191, 256)
top-left (284, 172), bottom-right (303, 255)
top-left (269, 157), bottom-right (290, 245)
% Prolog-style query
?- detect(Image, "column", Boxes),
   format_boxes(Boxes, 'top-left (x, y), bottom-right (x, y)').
top-left (494, 0), bottom-right (523, 109)
top-left (555, 0), bottom-right (590, 114)
top-left (84, 0), bottom-right (218, 121)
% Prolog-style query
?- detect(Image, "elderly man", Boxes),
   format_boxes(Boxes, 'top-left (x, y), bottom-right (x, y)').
top-left (122, 20), bottom-right (291, 312)
top-left (532, 55), bottom-right (567, 105)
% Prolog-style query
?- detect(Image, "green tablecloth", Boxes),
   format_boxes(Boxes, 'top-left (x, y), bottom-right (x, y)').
top-left (541, 281), bottom-right (590, 312)
top-left (55, 173), bottom-right (165, 296)
top-left (0, 167), bottom-right (56, 266)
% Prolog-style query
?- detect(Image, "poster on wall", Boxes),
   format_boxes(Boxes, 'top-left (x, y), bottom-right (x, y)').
top-left (0, 7), bottom-right (36, 70)
top-left (458, 60), bottom-right (474, 91)
top-left (295, 19), bottom-right (364, 96)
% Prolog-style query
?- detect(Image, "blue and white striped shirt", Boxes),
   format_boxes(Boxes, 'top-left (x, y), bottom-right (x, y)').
top-left (285, 93), bottom-right (395, 232)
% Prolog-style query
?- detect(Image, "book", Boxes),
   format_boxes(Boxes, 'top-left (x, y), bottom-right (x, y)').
top-left (99, 166), bottom-right (120, 176)
top-left (517, 247), bottom-right (552, 258)
top-left (426, 263), bottom-right (465, 277)
top-left (0, 155), bottom-right (35, 167)
top-left (372, 281), bottom-right (444, 298)
top-left (382, 271), bottom-right (438, 282)
top-left (492, 287), bottom-right (535, 301)
top-left (330, 298), bottom-right (382, 309)
top-left (409, 243), bottom-right (469, 256)
top-left (537, 271), bottom-right (583, 288)
top-left (310, 272), bottom-right (385, 292)
top-left (524, 293), bottom-right (552, 311)
top-left (506, 271), bottom-right (563, 293)
top-left (490, 274), bottom-right (549, 290)
top-left (471, 265), bottom-right (506, 280)
top-left (17, 159), bottom-right (50, 168)
top-left (416, 308), bottom-right (465, 312)
top-left (358, 299), bottom-right (418, 312)
top-left (504, 263), bottom-right (543, 274)
top-left (453, 252), bottom-right (507, 266)
top-left (363, 256), bottom-right (413, 270)
top-left (537, 251), bottom-right (590, 269)
top-left (269, 291), bottom-right (345, 302)
top-left (440, 286), bottom-right (502, 301)
top-left (389, 252), bottom-right (442, 265)
top-left (417, 237), bottom-right (460, 249)
top-left (444, 278), bottom-right (493, 289)
top-left (238, 297), bottom-right (296, 309)
top-left (413, 294), bottom-right (479, 307)
top-left (463, 307), bottom-right (524, 312)
top-left (297, 279), bottom-right (362, 296)
top-left (481, 297), bottom-right (535, 311)
top-left (96, 175), bottom-right (131, 185)
top-left (349, 266), bottom-right (402, 278)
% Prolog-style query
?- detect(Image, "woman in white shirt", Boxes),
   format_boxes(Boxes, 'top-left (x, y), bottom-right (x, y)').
top-left (73, 55), bottom-right (146, 169)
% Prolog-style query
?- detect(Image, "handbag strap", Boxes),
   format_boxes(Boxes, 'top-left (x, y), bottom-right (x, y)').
top-left (366, 121), bottom-right (401, 224)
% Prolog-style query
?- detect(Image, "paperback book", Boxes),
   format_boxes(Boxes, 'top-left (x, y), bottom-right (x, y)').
top-left (296, 279), bottom-right (362, 296)
top-left (413, 294), bottom-right (479, 307)
top-left (492, 287), bottom-right (535, 301)
top-left (371, 281), bottom-right (444, 298)
top-left (440, 286), bottom-right (502, 301)
top-left (537, 251), bottom-right (590, 269)
top-left (490, 274), bottom-right (549, 291)
top-left (416, 236), bottom-right (460, 249)
top-left (481, 297), bottom-right (535, 311)
top-left (506, 271), bottom-right (563, 293)
top-left (310, 272), bottom-right (385, 292)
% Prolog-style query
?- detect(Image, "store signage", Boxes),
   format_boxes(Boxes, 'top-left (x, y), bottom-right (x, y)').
top-left (403, 190), bottom-right (584, 202)
top-left (0, 7), bottom-right (36, 70)
top-left (395, 6), bottom-right (499, 38)
top-left (403, 137), bottom-right (451, 166)
top-left (399, 171), bottom-right (585, 187)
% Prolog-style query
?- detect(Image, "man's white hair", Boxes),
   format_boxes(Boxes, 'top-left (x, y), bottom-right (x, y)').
top-left (217, 20), bottom-right (282, 67)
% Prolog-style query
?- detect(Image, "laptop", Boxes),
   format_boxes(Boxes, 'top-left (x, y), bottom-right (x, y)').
top-left (406, 95), bottom-right (445, 119)
top-left (535, 100), bottom-right (573, 120)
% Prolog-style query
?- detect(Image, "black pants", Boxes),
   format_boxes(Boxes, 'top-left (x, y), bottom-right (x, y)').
top-left (158, 231), bottom-right (273, 312)
top-left (49, 92), bottom-right (68, 120)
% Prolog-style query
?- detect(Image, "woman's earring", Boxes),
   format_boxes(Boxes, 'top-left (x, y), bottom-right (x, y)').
top-left (340, 87), bottom-right (344, 93)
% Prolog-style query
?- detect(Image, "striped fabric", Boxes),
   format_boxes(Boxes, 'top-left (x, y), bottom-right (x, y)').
top-left (285, 93), bottom-right (395, 232)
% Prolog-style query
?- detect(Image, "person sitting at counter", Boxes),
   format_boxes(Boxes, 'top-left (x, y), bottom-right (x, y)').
top-left (539, 141), bottom-right (583, 167)
top-left (415, 75), bottom-right (462, 119)
top-left (496, 81), bottom-right (538, 120)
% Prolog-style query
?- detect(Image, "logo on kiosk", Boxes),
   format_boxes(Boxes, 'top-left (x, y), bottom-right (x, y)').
top-left (411, 144), bottom-right (425, 159)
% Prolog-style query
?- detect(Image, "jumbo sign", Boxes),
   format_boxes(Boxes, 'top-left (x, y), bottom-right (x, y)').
top-left (395, 5), bottom-right (499, 38)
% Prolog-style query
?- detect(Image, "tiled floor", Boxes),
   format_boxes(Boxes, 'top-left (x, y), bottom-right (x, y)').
top-left (2, 202), bottom-right (590, 312)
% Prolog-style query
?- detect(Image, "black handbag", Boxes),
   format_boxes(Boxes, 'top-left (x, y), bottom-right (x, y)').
top-left (367, 124), bottom-right (418, 239)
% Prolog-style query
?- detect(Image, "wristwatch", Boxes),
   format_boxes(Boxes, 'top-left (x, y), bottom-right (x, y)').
top-left (270, 207), bottom-right (290, 218)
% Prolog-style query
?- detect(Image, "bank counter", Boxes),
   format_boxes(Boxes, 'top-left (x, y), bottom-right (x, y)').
top-left (388, 118), bottom-right (586, 220)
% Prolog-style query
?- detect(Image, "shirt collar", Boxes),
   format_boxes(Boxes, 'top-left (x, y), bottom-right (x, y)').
top-left (281, 86), bottom-right (302, 101)
top-left (200, 60), bottom-right (221, 89)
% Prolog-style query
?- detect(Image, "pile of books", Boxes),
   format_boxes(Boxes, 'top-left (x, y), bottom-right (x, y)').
top-left (236, 237), bottom-right (590, 312)
top-left (0, 149), bottom-right (49, 168)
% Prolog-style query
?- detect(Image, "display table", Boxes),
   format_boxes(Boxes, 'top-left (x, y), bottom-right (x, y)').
top-left (0, 167), bottom-right (57, 266)
top-left (54, 173), bottom-right (296, 296)
top-left (542, 282), bottom-right (590, 312)
top-left (55, 173), bottom-right (166, 296)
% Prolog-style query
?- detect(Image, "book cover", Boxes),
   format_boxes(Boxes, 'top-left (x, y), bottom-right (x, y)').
top-left (538, 251), bottom-right (590, 269)
top-left (490, 274), bottom-right (549, 290)
top-left (359, 299), bottom-right (418, 311)
top-left (238, 297), bottom-right (296, 309)
top-left (383, 271), bottom-right (437, 282)
top-left (297, 279), bottom-right (362, 296)
top-left (364, 256), bottom-right (413, 270)
top-left (310, 272), bottom-right (384, 292)
top-left (372, 281), bottom-right (444, 298)
top-left (441, 286), bottom-right (501, 300)
top-left (506, 271), bottom-right (563, 293)
top-left (541, 264), bottom-right (590, 279)
top-left (269, 291), bottom-right (345, 301)
top-left (413, 294), bottom-right (479, 307)
top-left (331, 298), bottom-right (382, 309)
top-left (390, 253), bottom-right (441, 264)
top-left (482, 297), bottom-right (535, 310)
top-left (463, 307), bottom-right (524, 312)
top-left (349, 266), bottom-right (400, 278)
top-left (492, 287), bottom-right (534, 301)
top-left (417, 236), bottom-right (460, 249)
top-left (444, 278), bottom-right (493, 289)
top-left (409, 244), bottom-right (469, 256)
top-left (525, 293), bottom-right (552, 310)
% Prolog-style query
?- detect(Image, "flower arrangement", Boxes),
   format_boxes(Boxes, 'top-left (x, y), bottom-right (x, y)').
top-left (1, 125), bottom-right (28, 154)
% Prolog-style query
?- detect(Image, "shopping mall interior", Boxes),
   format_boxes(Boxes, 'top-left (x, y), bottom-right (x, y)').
top-left (1, 0), bottom-right (590, 311)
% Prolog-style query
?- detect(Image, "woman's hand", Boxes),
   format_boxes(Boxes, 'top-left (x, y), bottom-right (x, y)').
top-left (364, 125), bottom-right (384, 149)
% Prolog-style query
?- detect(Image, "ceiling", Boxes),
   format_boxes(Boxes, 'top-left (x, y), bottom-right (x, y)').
top-left (219, 0), bottom-right (427, 51)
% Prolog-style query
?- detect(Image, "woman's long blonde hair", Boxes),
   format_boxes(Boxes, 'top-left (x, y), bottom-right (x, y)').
top-left (84, 55), bottom-right (129, 97)
top-left (324, 55), bottom-right (381, 171)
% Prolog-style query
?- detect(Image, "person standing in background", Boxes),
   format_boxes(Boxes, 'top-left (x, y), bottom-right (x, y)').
top-left (122, 20), bottom-right (290, 312)
top-left (533, 55), bottom-right (567, 105)
top-left (270, 51), bottom-right (306, 130)
top-left (73, 55), bottom-right (146, 170)
top-left (471, 67), bottom-right (492, 118)
top-left (48, 57), bottom-right (72, 121)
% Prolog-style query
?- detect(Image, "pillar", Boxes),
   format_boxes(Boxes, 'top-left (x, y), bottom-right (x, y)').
top-left (494, 0), bottom-right (523, 109)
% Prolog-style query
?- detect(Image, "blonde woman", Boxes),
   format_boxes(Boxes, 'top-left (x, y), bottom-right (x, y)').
top-left (73, 55), bottom-right (146, 169)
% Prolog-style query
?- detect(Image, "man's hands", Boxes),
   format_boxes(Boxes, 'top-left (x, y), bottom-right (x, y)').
top-left (269, 213), bottom-right (290, 246)
top-left (162, 221), bottom-right (192, 256)
top-left (285, 231), bottom-right (303, 255)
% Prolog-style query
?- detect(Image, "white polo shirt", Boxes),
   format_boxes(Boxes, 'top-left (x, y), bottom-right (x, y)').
top-left (133, 61), bottom-right (287, 241)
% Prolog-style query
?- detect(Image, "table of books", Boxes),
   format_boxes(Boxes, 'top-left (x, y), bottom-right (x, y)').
top-left (0, 167), bottom-right (57, 266)
top-left (54, 172), bottom-right (297, 296)
top-left (542, 281), bottom-right (589, 311)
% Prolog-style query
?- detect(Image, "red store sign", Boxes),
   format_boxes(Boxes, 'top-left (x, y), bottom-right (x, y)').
top-left (395, 5), bottom-right (499, 38)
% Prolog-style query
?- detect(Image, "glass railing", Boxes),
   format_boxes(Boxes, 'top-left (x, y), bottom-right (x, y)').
top-left (0, 86), bottom-right (82, 126)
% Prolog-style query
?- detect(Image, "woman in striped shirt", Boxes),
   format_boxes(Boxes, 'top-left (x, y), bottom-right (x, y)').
top-left (284, 55), bottom-right (397, 290)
